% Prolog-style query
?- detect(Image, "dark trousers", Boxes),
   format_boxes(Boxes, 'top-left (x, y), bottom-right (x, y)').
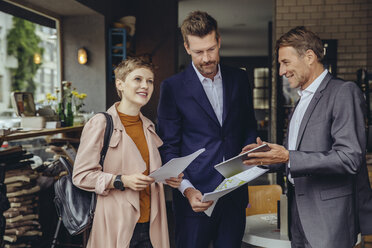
top-left (174, 198), bottom-right (246, 248)
top-left (129, 222), bottom-right (153, 248)
top-left (289, 185), bottom-right (312, 248)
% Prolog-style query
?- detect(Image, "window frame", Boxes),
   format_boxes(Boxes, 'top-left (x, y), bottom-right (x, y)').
top-left (2, 0), bottom-right (62, 91)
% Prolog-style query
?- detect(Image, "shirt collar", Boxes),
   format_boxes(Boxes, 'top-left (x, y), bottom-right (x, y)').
top-left (298, 69), bottom-right (328, 97)
top-left (192, 62), bottom-right (221, 82)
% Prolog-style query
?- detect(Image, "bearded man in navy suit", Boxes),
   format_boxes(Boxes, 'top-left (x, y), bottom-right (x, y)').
top-left (157, 11), bottom-right (257, 248)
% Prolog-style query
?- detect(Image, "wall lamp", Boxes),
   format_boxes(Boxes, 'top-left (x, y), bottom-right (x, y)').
top-left (33, 53), bottom-right (42, 64)
top-left (78, 48), bottom-right (88, 65)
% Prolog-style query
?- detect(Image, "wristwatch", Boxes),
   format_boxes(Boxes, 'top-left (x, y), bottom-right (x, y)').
top-left (113, 175), bottom-right (125, 191)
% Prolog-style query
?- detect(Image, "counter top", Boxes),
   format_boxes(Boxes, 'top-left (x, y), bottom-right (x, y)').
top-left (0, 125), bottom-right (84, 145)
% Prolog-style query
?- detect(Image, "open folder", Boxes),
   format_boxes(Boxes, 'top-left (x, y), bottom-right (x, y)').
top-left (149, 148), bottom-right (205, 183)
top-left (201, 144), bottom-right (270, 216)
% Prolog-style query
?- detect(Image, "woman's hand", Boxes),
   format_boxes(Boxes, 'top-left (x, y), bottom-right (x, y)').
top-left (122, 173), bottom-right (155, 191)
top-left (165, 173), bottom-right (184, 188)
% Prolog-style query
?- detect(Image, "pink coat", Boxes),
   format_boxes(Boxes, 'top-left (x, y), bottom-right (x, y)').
top-left (72, 103), bottom-right (170, 248)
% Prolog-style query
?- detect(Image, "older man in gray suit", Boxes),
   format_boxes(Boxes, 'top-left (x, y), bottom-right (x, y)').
top-left (243, 26), bottom-right (372, 248)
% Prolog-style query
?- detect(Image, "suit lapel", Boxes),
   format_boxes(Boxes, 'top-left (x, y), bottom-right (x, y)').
top-left (183, 64), bottom-right (220, 125)
top-left (295, 73), bottom-right (332, 149)
top-left (221, 66), bottom-right (232, 124)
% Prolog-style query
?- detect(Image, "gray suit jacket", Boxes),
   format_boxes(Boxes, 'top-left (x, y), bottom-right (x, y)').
top-left (286, 73), bottom-right (372, 248)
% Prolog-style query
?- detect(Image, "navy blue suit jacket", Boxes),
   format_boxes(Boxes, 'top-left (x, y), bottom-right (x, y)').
top-left (157, 63), bottom-right (257, 216)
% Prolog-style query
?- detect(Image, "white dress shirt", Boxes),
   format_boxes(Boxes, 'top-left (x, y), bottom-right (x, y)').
top-left (178, 63), bottom-right (224, 194)
top-left (287, 69), bottom-right (328, 184)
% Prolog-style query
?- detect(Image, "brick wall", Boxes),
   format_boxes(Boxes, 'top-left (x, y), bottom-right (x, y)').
top-left (275, 0), bottom-right (372, 81)
top-left (270, 0), bottom-right (372, 143)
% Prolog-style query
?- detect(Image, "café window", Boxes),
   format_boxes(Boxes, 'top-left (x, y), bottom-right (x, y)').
top-left (0, 2), bottom-right (60, 119)
top-left (253, 67), bottom-right (269, 109)
top-left (0, 75), bottom-right (3, 103)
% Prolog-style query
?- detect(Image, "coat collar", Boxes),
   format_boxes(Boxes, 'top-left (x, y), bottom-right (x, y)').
top-left (295, 72), bottom-right (332, 149)
top-left (106, 102), bottom-right (155, 131)
top-left (192, 62), bottom-right (222, 83)
top-left (183, 63), bottom-right (233, 126)
top-left (220, 65), bottom-right (232, 124)
top-left (183, 64), bottom-right (219, 125)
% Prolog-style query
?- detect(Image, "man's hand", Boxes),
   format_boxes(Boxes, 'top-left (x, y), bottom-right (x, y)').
top-left (243, 138), bottom-right (289, 166)
top-left (165, 173), bottom-right (184, 188)
top-left (241, 137), bottom-right (264, 153)
top-left (184, 188), bottom-right (213, 212)
top-left (122, 173), bottom-right (155, 191)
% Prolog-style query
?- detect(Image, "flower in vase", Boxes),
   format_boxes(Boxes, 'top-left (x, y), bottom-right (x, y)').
top-left (62, 81), bottom-right (73, 103)
top-left (72, 90), bottom-right (87, 113)
top-left (41, 90), bottom-right (59, 113)
top-left (46, 93), bottom-right (57, 103)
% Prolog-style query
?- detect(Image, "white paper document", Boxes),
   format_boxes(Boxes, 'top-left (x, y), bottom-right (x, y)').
top-left (202, 165), bottom-right (269, 216)
top-left (149, 148), bottom-right (205, 183)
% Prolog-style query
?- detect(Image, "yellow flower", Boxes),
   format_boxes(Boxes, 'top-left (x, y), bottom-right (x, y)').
top-left (45, 93), bottom-right (57, 105)
top-left (77, 93), bottom-right (87, 99)
top-left (46, 94), bottom-right (57, 101)
top-left (72, 91), bottom-right (87, 112)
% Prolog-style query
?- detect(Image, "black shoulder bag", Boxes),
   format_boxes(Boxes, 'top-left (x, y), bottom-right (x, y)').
top-left (54, 112), bottom-right (113, 235)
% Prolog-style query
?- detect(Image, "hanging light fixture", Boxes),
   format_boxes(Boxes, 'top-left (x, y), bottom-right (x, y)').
top-left (77, 48), bottom-right (88, 65)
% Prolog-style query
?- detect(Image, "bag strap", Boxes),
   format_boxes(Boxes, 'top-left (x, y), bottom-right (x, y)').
top-left (88, 112), bottom-right (112, 218)
top-left (98, 112), bottom-right (113, 167)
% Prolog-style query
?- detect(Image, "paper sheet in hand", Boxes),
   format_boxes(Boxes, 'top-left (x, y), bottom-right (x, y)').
top-left (149, 148), bottom-right (205, 183)
top-left (214, 144), bottom-right (270, 178)
top-left (202, 166), bottom-right (269, 216)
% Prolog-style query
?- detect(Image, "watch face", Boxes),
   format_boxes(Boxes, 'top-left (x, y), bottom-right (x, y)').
top-left (114, 176), bottom-right (124, 191)
top-left (114, 180), bottom-right (122, 188)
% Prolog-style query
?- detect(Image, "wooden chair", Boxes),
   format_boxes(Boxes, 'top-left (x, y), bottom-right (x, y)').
top-left (246, 184), bottom-right (282, 216)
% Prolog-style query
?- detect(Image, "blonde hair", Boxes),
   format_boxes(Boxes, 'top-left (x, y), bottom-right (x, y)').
top-left (114, 56), bottom-right (155, 99)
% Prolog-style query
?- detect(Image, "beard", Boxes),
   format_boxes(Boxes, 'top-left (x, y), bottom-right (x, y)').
top-left (196, 60), bottom-right (218, 77)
